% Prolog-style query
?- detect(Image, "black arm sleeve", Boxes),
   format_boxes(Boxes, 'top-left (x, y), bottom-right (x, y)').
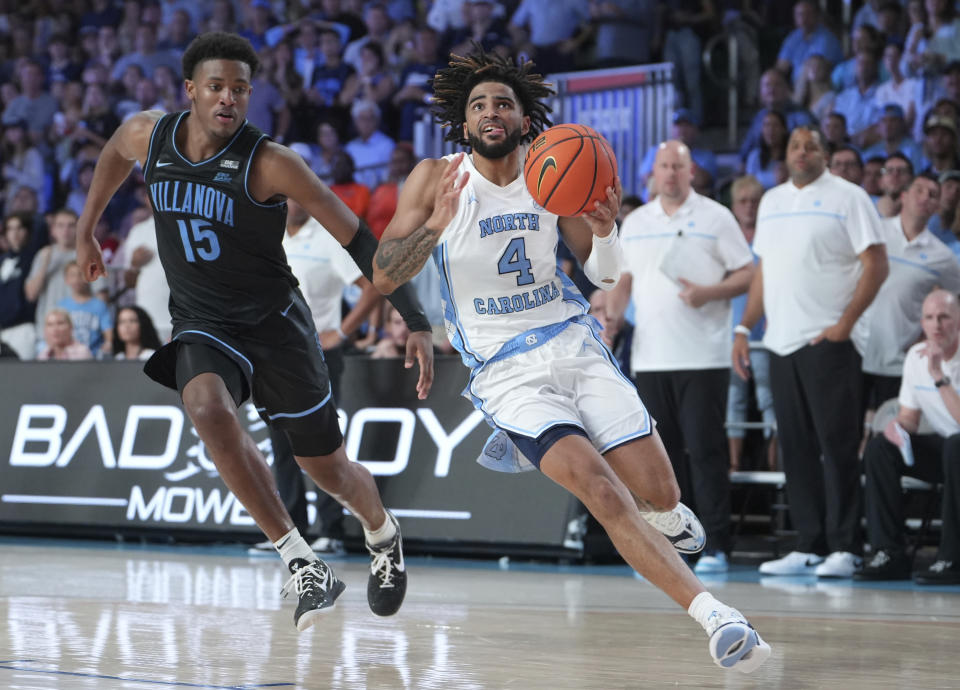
top-left (345, 219), bottom-right (431, 332)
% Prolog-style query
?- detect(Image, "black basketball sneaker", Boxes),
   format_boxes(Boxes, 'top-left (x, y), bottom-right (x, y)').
top-left (366, 511), bottom-right (407, 616)
top-left (281, 557), bottom-right (346, 631)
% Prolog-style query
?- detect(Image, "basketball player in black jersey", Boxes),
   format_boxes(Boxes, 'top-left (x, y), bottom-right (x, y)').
top-left (75, 33), bottom-right (429, 631)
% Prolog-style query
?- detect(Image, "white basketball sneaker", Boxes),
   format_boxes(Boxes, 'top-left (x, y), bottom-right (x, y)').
top-left (758, 551), bottom-right (824, 576)
top-left (642, 502), bottom-right (706, 554)
top-left (705, 605), bottom-right (772, 673)
top-left (814, 551), bottom-right (862, 578)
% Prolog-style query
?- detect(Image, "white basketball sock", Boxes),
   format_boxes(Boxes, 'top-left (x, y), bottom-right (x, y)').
top-left (688, 591), bottom-right (723, 630)
top-left (364, 510), bottom-right (396, 547)
top-left (274, 528), bottom-right (315, 568)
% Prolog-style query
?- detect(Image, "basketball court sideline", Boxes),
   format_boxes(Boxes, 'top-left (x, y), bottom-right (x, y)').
top-left (1, 537), bottom-right (958, 689)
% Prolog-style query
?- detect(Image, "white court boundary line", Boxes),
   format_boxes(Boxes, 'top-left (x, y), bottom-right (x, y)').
top-left (2, 495), bottom-right (129, 506)
top-left (3, 495), bottom-right (471, 519)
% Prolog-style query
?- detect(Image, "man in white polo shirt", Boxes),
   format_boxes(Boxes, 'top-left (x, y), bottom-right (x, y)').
top-left (861, 173), bottom-right (960, 427)
top-left (855, 288), bottom-right (960, 585)
top-left (610, 140), bottom-right (754, 574)
top-left (733, 126), bottom-right (889, 578)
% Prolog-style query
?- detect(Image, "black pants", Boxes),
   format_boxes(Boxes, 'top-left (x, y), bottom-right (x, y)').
top-left (769, 340), bottom-right (862, 555)
top-left (861, 372), bottom-right (902, 425)
top-left (268, 346), bottom-right (346, 539)
top-left (864, 432), bottom-right (960, 562)
top-left (633, 368), bottom-right (731, 552)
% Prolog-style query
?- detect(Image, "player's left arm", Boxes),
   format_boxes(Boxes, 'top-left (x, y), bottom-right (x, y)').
top-left (250, 142), bottom-right (436, 398)
top-left (557, 176), bottom-right (622, 290)
top-left (249, 140), bottom-right (361, 243)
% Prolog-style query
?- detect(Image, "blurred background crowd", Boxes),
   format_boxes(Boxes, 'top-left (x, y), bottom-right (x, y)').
top-left (0, 0), bottom-right (954, 364)
top-left (2, 0), bottom-right (960, 581)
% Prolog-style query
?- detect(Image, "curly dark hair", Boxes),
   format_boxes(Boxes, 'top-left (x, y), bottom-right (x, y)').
top-left (430, 44), bottom-right (554, 145)
top-left (182, 32), bottom-right (260, 81)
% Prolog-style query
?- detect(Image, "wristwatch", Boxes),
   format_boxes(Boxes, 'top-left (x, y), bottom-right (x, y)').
top-left (935, 375), bottom-right (951, 388)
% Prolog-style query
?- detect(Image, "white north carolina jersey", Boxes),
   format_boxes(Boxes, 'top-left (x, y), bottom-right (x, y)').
top-left (433, 152), bottom-right (589, 368)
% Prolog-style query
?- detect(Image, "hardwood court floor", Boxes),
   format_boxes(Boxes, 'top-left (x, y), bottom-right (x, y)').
top-left (1, 539), bottom-right (959, 689)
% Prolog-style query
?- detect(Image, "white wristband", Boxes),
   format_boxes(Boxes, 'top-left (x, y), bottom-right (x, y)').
top-left (733, 324), bottom-right (751, 337)
top-left (593, 228), bottom-right (617, 245)
top-left (336, 326), bottom-right (347, 340)
top-left (583, 225), bottom-right (621, 291)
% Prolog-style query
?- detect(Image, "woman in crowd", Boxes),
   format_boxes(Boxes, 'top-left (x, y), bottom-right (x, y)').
top-left (370, 304), bottom-right (410, 359)
top-left (794, 54), bottom-right (836, 124)
top-left (2, 120), bottom-right (45, 212)
top-left (37, 308), bottom-right (93, 361)
top-left (744, 110), bottom-right (789, 190)
top-left (112, 305), bottom-right (162, 361)
top-left (339, 42), bottom-right (397, 117)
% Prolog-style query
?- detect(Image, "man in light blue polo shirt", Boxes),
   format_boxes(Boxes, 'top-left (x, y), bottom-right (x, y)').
top-left (862, 103), bottom-right (925, 172)
top-left (739, 69), bottom-right (815, 163)
top-left (509, 0), bottom-right (590, 73)
top-left (776, 0), bottom-right (843, 81)
top-left (832, 50), bottom-right (883, 147)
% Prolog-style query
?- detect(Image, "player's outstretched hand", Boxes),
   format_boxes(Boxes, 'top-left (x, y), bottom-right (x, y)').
top-left (77, 235), bottom-right (107, 282)
top-left (426, 152), bottom-right (469, 231)
top-left (405, 330), bottom-right (435, 400)
top-left (582, 175), bottom-right (622, 237)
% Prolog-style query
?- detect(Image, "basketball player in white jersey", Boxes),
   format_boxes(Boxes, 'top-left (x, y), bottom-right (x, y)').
top-left (371, 47), bottom-right (771, 673)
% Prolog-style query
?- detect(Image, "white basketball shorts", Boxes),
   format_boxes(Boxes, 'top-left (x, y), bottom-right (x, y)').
top-left (467, 320), bottom-right (653, 454)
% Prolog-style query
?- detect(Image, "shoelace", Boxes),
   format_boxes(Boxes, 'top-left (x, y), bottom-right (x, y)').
top-left (930, 560), bottom-right (954, 573)
top-left (369, 547), bottom-right (397, 588)
top-left (281, 561), bottom-right (330, 599)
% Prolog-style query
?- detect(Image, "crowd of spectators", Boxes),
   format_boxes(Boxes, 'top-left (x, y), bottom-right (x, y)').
top-left (1, 0), bottom-right (960, 575)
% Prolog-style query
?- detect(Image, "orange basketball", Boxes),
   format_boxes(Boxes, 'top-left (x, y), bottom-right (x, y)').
top-left (523, 124), bottom-right (618, 217)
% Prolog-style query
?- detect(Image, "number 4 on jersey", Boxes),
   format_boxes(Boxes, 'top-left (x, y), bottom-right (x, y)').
top-left (498, 237), bottom-right (534, 286)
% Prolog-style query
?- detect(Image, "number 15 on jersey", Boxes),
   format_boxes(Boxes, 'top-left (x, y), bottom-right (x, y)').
top-left (177, 218), bottom-right (221, 262)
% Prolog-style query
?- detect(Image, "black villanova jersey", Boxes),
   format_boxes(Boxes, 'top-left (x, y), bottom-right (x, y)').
top-left (144, 111), bottom-right (296, 329)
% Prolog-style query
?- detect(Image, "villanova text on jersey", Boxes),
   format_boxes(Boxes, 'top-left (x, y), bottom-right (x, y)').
top-left (143, 111), bottom-right (295, 329)
top-left (149, 180), bottom-right (236, 227)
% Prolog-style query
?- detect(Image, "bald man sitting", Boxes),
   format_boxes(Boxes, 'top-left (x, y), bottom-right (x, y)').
top-left (856, 288), bottom-right (960, 585)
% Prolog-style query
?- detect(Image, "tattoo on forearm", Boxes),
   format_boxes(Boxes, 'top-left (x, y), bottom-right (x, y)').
top-left (375, 224), bottom-right (442, 285)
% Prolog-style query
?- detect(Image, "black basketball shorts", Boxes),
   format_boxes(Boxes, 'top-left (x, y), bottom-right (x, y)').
top-left (144, 291), bottom-right (343, 456)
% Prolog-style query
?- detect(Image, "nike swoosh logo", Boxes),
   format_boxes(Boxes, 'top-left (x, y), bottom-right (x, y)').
top-left (156, 161), bottom-right (173, 167)
top-left (280, 301), bottom-right (294, 317)
top-left (537, 156), bottom-right (557, 197)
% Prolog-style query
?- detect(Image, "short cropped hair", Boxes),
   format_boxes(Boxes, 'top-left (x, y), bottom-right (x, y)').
top-left (182, 32), bottom-right (260, 81)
